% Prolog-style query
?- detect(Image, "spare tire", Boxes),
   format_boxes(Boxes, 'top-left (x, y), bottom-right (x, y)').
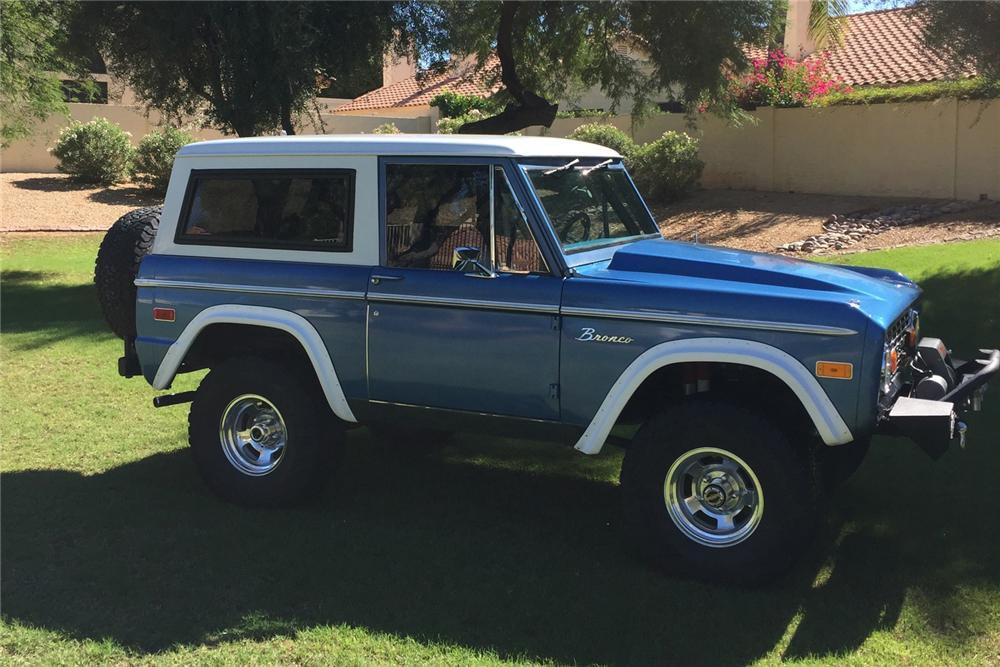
top-left (94, 206), bottom-right (162, 339)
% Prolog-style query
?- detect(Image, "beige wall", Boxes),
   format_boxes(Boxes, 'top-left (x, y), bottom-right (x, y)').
top-left (0, 103), bottom-right (431, 173)
top-left (534, 100), bottom-right (999, 201)
top-left (4, 99), bottom-right (997, 201)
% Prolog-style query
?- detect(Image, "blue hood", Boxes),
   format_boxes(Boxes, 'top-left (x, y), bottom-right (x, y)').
top-left (577, 239), bottom-right (920, 329)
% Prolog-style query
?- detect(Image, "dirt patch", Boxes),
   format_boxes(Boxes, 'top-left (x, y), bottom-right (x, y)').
top-left (652, 189), bottom-right (1000, 253)
top-left (1, 173), bottom-right (161, 232)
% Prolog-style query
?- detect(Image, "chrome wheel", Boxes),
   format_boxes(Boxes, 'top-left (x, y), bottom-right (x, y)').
top-left (663, 447), bottom-right (763, 547)
top-left (219, 394), bottom-right (287, 476)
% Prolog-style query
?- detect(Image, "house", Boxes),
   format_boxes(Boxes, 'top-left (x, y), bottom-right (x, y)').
top-left (336, 5), bottom-right (977, 121)
top-left (767, 4), bottom-right (977, 86)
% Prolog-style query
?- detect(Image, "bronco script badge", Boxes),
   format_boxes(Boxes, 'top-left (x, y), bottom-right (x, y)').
top-left (575, 327), bottom-right (634, 344)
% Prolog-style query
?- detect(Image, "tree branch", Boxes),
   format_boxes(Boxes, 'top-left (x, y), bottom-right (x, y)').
top-left (458, 1), bottom-right (557, 134)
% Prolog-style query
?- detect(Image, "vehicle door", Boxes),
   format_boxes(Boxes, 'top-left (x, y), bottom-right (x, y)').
top-left (366, 159), bottom-right (562, 420)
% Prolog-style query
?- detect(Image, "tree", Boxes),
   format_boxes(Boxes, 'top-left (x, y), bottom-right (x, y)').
top-left (72, 2), bottom-right (407, 136)
top-left (0, 0), bottom-right (82, 147)
top-left (918, 0), bottom-right (1000, 79)
top-left (413, 1), bottom-right (776, 135)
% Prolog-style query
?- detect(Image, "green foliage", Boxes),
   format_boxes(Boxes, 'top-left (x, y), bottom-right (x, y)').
top-left (436, 109), bottom-right (490, 134)
top-left (567, 123), bottom-right (637, 161)
top-left (51, 117), bottom-right (135, 185)
top-left (630, 131), bottom-right (704, 203)
top-left (72, 2), bottom-right (407, 136)
top-left (412, 2), bottom-right (775, 132)
top-left (0, 0), bottom-right (81, 146)
top-left (555, 108), bottom-right (610, 119)
top-left (371, 123), bottom-right (402, 135)
top-left (918, 0), bottom-right (1000, 79)
top-left (815, 77), bottom-right (1000, 107)
top-left (430, 91), bottom-right (501, 118)
top-left (133, 126), bottom-right (194, 194)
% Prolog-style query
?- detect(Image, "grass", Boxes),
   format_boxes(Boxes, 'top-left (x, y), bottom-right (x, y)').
top-left (2, 234), bottom-right (999, 666)
top-left (815, 77), bottom-right (1000, 107)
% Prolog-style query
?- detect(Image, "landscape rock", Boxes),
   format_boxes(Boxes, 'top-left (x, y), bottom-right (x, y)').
top-left (775, 199), bottom-right (988, 255)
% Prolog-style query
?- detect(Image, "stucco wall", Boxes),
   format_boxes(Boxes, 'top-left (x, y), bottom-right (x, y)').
top-left (534, 100), bottom-right (998, 200)
top-left (3, 99), bottom-right (996, 201)
top-left (0, 104), bottom-right (430, 173)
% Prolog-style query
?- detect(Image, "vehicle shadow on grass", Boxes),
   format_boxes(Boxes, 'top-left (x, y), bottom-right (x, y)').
top-left (6, 423), bottom-right (995, 666)
top-left (0, 270), bottom-right (108, 349)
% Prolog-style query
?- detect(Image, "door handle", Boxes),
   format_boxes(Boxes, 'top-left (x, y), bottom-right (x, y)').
top-left (371, 274), bottom-right (404, 286)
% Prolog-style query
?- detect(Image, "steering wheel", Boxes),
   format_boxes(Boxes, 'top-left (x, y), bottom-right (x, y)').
top-left (559, 211), bottom-right (592, 244)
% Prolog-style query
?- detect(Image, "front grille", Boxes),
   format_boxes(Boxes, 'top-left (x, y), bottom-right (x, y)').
top-left (886, 311), bottom-right (910, 350)
top-left (884, 308), bottom-right (917, 388)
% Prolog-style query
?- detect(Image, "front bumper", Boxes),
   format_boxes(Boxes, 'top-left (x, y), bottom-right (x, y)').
top-left (878, 341), bottom-right (998, 458)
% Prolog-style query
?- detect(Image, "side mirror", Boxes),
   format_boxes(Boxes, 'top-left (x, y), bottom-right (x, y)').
top-left (452, 246), bottom-right (492, 276)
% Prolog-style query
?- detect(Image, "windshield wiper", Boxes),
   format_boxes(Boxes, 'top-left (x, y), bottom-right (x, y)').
top-left (581, 159), bottom-right (613, 176)
top-left (543, 158), bottom-right (579, 175)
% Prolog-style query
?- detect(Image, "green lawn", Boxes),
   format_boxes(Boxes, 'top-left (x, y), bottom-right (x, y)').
top-left (2, 235), bottom-right (998, 666)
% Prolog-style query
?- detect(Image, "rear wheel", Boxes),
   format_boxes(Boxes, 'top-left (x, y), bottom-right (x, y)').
top-left (188, 358), bottom-right (340, 506)
top-left (620, 400), bottom-right (821, 583)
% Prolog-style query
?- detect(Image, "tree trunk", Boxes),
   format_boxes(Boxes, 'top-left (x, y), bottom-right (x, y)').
top-left (280, 102), bottom-right (296, 136)
top-left (458, 2), bottom-right (557, 135)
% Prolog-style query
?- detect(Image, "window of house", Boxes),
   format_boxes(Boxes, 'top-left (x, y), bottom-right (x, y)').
top-left (384, 163), bottom-right (546, 273)
top-left (177, 171), bottom-right (354, 251)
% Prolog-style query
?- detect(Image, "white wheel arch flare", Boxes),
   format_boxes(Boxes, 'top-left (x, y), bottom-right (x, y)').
top-left (152, 304), bottom-right (357, 424)
top-left (574, 338), bottom-right (853, 455)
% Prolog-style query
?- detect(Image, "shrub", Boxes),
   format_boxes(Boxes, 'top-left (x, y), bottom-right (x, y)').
top-left (630, 131), bottom-right (704, 203)
top-left (815, 77), bottom-right (1000, 106)
top-left (51, 117), bottom-right (134, 184)
top-left (436, 109), bottom-right (486, 134)
top-left (371, 122), bottom-right (401, 134)
top-left (430, 91), bottom-right (500, 118)
top-left (133, 126), bottom-right (193, 193)
top-left (555, 108), bottom-right (610, 119)
top-left (729, 49), bottom-right (851, 108)
top-left (567, 123), bottom-right (636, 161)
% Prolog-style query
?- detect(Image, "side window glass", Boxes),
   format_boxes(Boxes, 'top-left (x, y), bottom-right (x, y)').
top-left (494, 166), bottom-right (547, 274)
top-left (178, 171), bottom-right (353, 251)
top-left (385, 164), bottom-right (491, 270)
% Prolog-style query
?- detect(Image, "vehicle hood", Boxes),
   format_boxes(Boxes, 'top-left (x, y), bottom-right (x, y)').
top-left (578, 239), bottom-right (920, 328)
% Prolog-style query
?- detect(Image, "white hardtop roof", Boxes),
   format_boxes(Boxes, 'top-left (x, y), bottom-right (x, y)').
top-left (177, 134), bottom-right (620, 159)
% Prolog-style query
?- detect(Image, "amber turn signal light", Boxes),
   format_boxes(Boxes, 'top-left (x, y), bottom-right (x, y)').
top-left (816, 361), bottom-right (853, 380)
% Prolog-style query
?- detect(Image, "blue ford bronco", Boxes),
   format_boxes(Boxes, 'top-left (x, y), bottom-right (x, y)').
top-left (96, 135), bottom-right (997, 581)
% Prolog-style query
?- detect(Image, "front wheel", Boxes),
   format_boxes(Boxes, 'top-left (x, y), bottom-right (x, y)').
top-left (188, 358), bottom-right (341, 507)
top-left (620, 400), bottom-right (820, 583)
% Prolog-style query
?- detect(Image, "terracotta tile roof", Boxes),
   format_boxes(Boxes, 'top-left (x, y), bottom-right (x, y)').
top-left (335, 55), bottom-right (501, 113)
top-left (342, 8), bottom-right (975, 113)
top-left (748, 8), bottom-right (976, 87)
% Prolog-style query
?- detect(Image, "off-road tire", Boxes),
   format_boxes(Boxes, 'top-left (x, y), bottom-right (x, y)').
top-left (188, 357), bottom-right (341, 507)
top-left (94, 206), bottom-right (162, 338)
top-left (620, 399), bottom-right (821, 584)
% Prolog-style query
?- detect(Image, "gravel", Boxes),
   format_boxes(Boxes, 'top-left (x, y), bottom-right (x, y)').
top-left (776, 199), bottom-right (998, 254)
top-left (1, 173), bottom-right (161, 232)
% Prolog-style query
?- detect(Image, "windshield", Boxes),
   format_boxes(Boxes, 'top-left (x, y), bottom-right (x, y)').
top-left (524, 161), bottom-right (660, 254)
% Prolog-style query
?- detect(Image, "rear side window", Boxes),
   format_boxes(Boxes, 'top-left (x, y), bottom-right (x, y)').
top-left (177, 170), bottom-right (354, 251)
